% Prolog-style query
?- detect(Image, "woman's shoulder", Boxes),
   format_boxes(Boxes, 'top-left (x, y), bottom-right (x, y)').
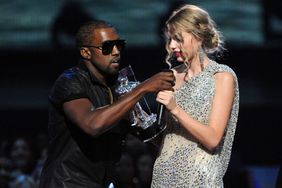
top-left (208, 60), bottom-right (237, 78)
top-left (208, 61), bottom-right (239, 90)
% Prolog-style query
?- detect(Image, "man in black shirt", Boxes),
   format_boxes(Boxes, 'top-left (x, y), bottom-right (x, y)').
top-left (39, 20), bottom-right (174, 188)
top-left (277, 160), bottom-right (282, 188)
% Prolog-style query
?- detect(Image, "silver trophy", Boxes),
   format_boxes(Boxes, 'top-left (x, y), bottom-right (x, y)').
top-left (115, 66), bottom-right (166, 142)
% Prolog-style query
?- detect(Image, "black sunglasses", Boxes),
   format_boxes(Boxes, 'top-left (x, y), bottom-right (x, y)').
top-left (83, 39), bottom-right (126, 55)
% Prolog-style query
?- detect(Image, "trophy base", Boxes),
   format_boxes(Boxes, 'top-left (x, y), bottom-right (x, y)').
top-left (137, 123), bottom-right (167, 143)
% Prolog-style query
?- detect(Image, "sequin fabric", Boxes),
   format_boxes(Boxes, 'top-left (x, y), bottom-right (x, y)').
top-left (151, 60), bottom-right (239, 188)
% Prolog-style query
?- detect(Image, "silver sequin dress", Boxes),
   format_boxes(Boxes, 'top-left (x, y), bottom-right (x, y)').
top-left (151, 61), bottom-right (239, 188)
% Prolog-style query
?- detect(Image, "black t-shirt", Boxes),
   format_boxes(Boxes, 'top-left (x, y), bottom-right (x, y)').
top-left (39, 62), bottom-right (129, 188)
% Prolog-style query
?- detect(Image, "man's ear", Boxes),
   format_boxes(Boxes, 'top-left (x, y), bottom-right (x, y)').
top-left (80, 47), bottom-right (91, 60)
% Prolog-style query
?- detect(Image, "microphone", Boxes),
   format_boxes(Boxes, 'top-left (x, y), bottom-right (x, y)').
top-left (169, 53), bottom-right (181, 68)
top-left (156, 102), bottom-right (165, 126)
top-left (156, 54), bottom-right (180, 127)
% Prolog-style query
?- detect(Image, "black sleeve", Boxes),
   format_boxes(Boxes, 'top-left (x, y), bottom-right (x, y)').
top-left (49, 70), bottom-right (89, 107)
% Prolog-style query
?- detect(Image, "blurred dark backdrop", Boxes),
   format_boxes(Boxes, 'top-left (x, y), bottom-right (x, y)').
top-left (0, 0), bottom-right (281, 187)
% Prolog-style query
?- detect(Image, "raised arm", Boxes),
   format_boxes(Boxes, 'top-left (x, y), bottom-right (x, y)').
top-left (63, 71), bottom-right (175, 136)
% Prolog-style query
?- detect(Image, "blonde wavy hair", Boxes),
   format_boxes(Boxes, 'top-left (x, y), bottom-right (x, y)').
top-left (164, 4), bottom-right (225, 66)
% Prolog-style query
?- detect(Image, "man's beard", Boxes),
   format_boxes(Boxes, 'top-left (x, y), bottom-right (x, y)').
top-left (91, 61), bottom-right (120, 86)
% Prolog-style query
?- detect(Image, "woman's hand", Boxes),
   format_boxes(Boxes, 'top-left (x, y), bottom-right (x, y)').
top-left (156, 90), bottom-right (178, 113)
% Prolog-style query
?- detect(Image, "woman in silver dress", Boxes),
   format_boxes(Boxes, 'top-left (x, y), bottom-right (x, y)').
top-left (151, 4), bottom-right (239, 187)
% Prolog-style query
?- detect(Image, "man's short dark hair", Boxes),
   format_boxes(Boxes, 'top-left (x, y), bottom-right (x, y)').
top-left (76, 20), bottom-right (113, 48)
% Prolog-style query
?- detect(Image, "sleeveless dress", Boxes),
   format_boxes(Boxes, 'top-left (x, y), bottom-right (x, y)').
top-left (151, 60), bottom-right (239, 188)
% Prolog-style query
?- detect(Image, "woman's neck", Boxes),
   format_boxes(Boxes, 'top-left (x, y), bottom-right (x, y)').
top-left (185, 56), bottom-right (209, 80)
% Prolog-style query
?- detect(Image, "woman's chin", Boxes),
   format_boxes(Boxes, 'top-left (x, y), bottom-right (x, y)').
top-left (176, 57), bottom-right (184, 62)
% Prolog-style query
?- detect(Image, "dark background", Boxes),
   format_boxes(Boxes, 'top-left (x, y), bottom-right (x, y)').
top-left (0, 0), bottom-right (281, 187)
